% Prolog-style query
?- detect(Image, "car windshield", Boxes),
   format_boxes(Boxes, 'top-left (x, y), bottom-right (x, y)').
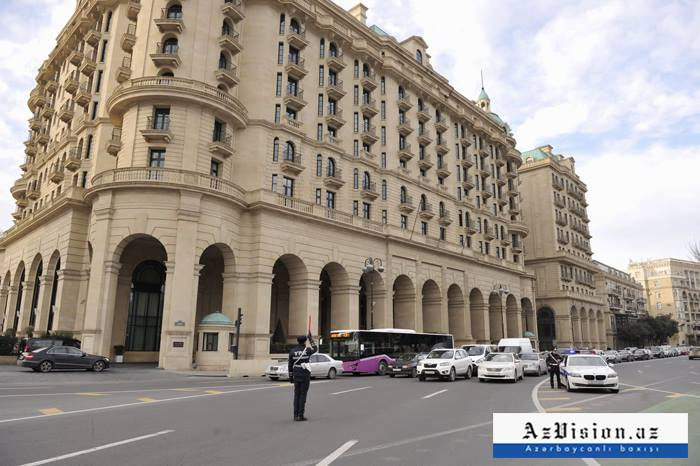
top-left (467, 346), bottom-right (485, 356)
top-left (520, 353), bottom-right (538, 360)
top-left (427, 350), bottom-right (454, 359)
top-left (485, 354), bottom-right (512, 363)
top-left (397, 353), bottom-right (416, 361)
top-left (498, 346), bottom-right (521, 353)
top-left (414, 353), bottom-right (428, 361)
top-left (568, 356), bottom-right (607, 367)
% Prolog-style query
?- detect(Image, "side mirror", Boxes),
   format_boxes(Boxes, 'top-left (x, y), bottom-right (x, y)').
top-left (82, 352), bottom-right (87, 357)
top-left (608, 363), bottom-right (615, 368)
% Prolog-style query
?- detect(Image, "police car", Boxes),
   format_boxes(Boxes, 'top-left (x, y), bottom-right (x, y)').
top-left (560, 354), bottom-right (619, 393)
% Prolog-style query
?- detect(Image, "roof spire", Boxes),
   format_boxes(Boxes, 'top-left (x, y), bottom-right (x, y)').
top-left (481, 69), bottom-right (484, 90)
top-left (477, 70), bottom-right (490, 111)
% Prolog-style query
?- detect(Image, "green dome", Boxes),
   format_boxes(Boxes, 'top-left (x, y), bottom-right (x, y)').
top-left (200, 312), bottom-right (234, 326)
top-left (487, 112), bottom-right (505, 126)
top-left (478, 87), bottom-right (490, 101)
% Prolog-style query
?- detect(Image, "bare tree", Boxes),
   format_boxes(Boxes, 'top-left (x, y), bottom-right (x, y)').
top-left (690, 240), bottom-right (700, 262)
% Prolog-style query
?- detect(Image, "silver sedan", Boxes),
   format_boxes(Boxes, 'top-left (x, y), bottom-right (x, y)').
top-left (265, 353), bottom-right (344, 381)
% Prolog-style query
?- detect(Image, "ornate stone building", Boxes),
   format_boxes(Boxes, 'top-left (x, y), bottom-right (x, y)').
top-left (519, 145), bottom-right (606, 350)
top-left (0, 0), bottom-right (535, 371)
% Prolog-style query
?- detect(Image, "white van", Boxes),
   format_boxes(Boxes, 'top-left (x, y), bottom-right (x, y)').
top-left (497, 338), bottom-right (535, 354)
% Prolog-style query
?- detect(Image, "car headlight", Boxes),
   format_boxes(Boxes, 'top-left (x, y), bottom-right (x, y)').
top-left (608, 373), bottom-right (618, 378)
top-left (439, 362), bottom-right (450, 367)
top-left (567, 372), bottom-right (581, 377)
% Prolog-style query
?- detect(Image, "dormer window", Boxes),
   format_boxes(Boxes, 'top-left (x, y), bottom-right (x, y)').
top-left (416, 49), bottom-right (422, 64)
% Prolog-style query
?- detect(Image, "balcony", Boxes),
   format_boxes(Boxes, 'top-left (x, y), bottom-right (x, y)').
top-left (45, 79), bottom-right (58, 94)
top-left (116, 56), bottom-right (132, 83)
top-left (438, 210), bottom-right (452, 226)
top-left (554, 197), bottom-right (566, 208)
top-left (326, 53), bottom-right (346, 71)
top-left (286, 57), bottom-right (307, 79)
top-left (323, 168), bottom-right (344, 189)
top-left (75, 83), bottom-right (92, 107)
top-left (214, 64), bottom-right (239, 87)
top-left (360, 182), bottom-right (378, 200)
top-left (435, 116), bottom-right (448, 133)
top-left (506, 170), bottom-right (517, 179)
top-left (141, 116), bottom-right (172, 143)
top-left (121, 23), bottom-right (137, 52)
top-left (479, 166), bottom-right (491, 178)
top-left (127, 0), bottom-right (142, 21)
top-left (418, 154), bottom-right (433, 170)
top-left (324, 133), bottom-right (342, 147)
top-left (28, 115), bottom-right (41, 131)
top-left (512, 241), bottom-right (523, 254)
top-left (483, 226), bottom-right (495, 240)
top-left (155, 9), bottom-right (183, 33)
top-left (209, 132), bottom-right (235, 158)
top-left (460, 157), bottom-right (474, 168)
top-left (505, 150), bottom-right (522, 166)
top-left (282, 115), bottom-right (302, 131)
top-left (360, 126), bottom-right (378, 144)
top-left (417, 130), bottom-right (433, 145)
top-left (360, 98), bottom-right (378, 116)
top-left (28, 89), bottom-right (47, 110)
top-left (68, 50), bottom-right (84, 66)
top-left (496, 177), bottom-right (506, 186)
top-left (436, 141), bottom-right (449, 155)
top-left (398, 195), bottom-right (415, 213)
top-left (360, 72), bottom-right (377, 91)
top-left (481, 188), bottom-right (492, 199)
top-left (280, 154), bottom-right (305, 175)
top-left (24, 141), bottom-right (37, 156)
top-left (10, 180), bottom-right (27, 200)
top-left (497, 197), bottom-right (509, 207)
top-left (64, 74), bottom-right (79, 94)
top-left (461, 176), bottom-right (475, 191)
top-left (58, 102), bottom-right (74, 122)
top-left (151, 43), bottom-right (181, 68)
top-left (509, 203), bottom-right (521, 215)
top-left (555, 216), bottom-right (567, 226)
top-left (11, 210), bottom-right (22, 221)
top-left (326, 80), bottom-right (345, 99)
top-left (50, 166), bottom-right (64, 184)
top-left (80, 57), bottom-right (96, 76)
top-left (26, 187), bottom-right (40, 200)
top-left (495, 156), bottom-right (506, 167)
top-left (465, 220), bottom-right (477, 235)
top-left (557, 233), bottom-right (569, 245)
top-left (507, 186), bottom-right (519, 197)
top-left (360, 150), bottom-right (376, 165)
top-left (284, 88), bottom-right (306, 111)
top-left (398, 144), bottom-right (414, 161)
top-left (85, 28), bottom-right (101, 47)
top-left (417, 107), bottom-right (431, 122)
top-left (459, 137), bottom-right (471, 148)
top-left (219, 32), bottom-right (242, 55)
top-left (287, 28), bottom-right (309, 49)
top-left (397, 120), bottom-right (414, 135)
top-left (436, 164), bottom-right (451, 178)
top-left (221, 0), bottom-right (245, 22)
top-left (325, 109), bottom-right (345, 128)
top-left (16, 198), bottom-right (28, 209)
top-left (397, 96), bottom-right (412, 111)
top-left (418, 203), bottom-right (434, 220)
top-left (36, 130), bottom-right (49, 145)
top-left (41, 104), bottom-right (55, 119)
top-left (106, 128), bottom-right (122, 155)
top-left (65, 149), bottom-right (81, 171)
top-left (553, 178), bottom-right (564, 190)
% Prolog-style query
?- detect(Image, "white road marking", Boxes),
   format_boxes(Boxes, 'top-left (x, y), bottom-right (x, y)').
top-left (315, 440), bottom-right (358, 466)
top-left (690, 371), bottom-right (698, 376)
top-left (637, 369), bottom-right (643, 373)
top-left (422, 389), bottom-right (448, 399)
top-left (619, 383), bottom-right (700, 399)
top-left (18, 430), bottom-right (174, 466)
top-left (331, 386), bottom-right (371, 395)
top-left (0, 383), bottom-right (278, 398)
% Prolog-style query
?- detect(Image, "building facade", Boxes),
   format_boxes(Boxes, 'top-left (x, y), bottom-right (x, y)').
top-left (0, 0), bottom-right (536, 371)
top-left (519, 145), bottom-right (606, 350)
top-left (593, 260), bottom-right (648, 349)
top-left (628, 258), bottom-right (700, 345)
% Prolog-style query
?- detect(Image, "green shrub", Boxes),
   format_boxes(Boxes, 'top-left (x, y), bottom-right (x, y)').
top-left (0, 336), bottom-right (19, 356)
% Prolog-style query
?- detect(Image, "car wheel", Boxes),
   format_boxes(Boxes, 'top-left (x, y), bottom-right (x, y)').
top-left (377, 361), bottom-right (388, 376)
top-left (419, 375), bottom-right (426, 381)
top-left (389, 374), bottom-right (395, 378)
top-left (39, 360), bottom-right (53, 373)
top-left (269, 377), bottom-right (279, 381)
top-left (448, 367), bottom-right (456, 382)
top-left (411, 368), bottom-right (417, 378)
top-left (465, 366), bottom-right (472, 380)
top-left (327, 368), bottom-right (337, 379)
top-left (92, 360), bottom-right (106, 373)
top-left (565, 378), bottom-right (573, 392)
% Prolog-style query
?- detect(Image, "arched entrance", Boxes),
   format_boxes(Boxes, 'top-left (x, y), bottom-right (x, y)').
top-left (580, 307), bottom-right (589, 347)
top-left (505, 294), bottom-right (520, 338)
top-left (393, 275), bottom-right (415, 329)
top-left (12, 263), bottom-right (26, 333)
top-left (596, 310), bottom-right (605, 349)
top-left (537, 307), bottom-right (556, 351)
top-left (488, 292), bottom-right (504, 343)
top-left (469, 288), bottom-right (487, 343)
top-left (0, 272), bottom-right (11, 331)
top-left (269, 254), bottom-right (307, 353)
top-left (570, 307), bottom-right (581, 347)
top-left (521, 298), bottom-right (535, 336)
top-left (359, 270), bottom-right (386, 330)
top-left (447, 284), bottom-right (466, 344)
top-left (319, 262), bottom-right (350, 345)
top-left (47, 257), bottom-right (60, 333)
top-left (421, 280), bottom-right (441, 333)
top-left (28, 259), bottom-right (43, 331)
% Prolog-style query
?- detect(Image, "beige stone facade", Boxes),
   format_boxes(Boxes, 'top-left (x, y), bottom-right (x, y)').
top-left (519, 145), bottom-right (606, 350)
top-left (628, 258), bottom-right (700, 345)
top-left (0, 0), bottom-right (536, 370)
top-left (593, 260), bottom-right (648, 348)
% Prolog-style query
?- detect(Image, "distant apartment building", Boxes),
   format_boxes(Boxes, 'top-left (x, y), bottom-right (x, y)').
top-left (628, 258), bottom-right (700, 345)
top-left (519, 145), bottom-right (606, 350)
top-left (593, 260), bottom-right (648, 348)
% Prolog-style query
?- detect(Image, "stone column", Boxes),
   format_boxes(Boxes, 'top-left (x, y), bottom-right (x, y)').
top-left (52, 269), bottom-right (84, 333)
top-left (34, 274), bottom-right (55, 333)
top-left (231, 271), bottom-right (274, 359)
top-left (17, 280), bottom-right (35, 335)
top-left (0, 288), bottom-right (9, 332)
top-left (288, 278), bottom-right (321, 338)
top-left (370, 287), bottom-right (388, 329)
top-left (330, 284), bottom-right (360, 330)
top-left (554, 314), bottom-right (573, 347)
top-left (571, 315), bottom-right (581, 346)
top-left (507, 307), bottom-right (523, 338)
top-left (2, 285), bottom-right (19, 333)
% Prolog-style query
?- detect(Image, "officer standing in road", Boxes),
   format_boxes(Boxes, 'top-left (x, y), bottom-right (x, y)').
top-left (288, 333), bottom-right (317, 421)
top-left (546, 347), bottom-right (563, 389)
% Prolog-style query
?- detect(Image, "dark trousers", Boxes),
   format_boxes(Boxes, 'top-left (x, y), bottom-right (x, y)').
top-left (293, 368), bottom-right (310, 417)
top-left (548, 366), bottom-right (561, 388)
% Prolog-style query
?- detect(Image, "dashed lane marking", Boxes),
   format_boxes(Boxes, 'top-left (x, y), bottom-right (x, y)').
top-left (331, 386), bottom-right (372, 396)
top-left (138, 397), bottom-right (157, 403)
top-left (539, 397), bottom-right (571, 401)
top-left (38, 408), bottom-right (64, 416)
top-left (421, 389), bottom-right (448, 399)
top-left (205, 390), bottom-right (224, 394)
top-left (78, 392), bottom-right (105, 396)
top-left (666, 393), bottom-right (687, 399)
top-left (315, 440), bottom-right (359, 466)
top-left (172, 388), bottom-right (198, 392)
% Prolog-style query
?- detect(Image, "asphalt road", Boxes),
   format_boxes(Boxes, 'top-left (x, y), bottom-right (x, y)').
top-left (0, 357), bottom-right (697, 466)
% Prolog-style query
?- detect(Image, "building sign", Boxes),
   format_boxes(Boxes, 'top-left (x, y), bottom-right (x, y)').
top-left (493, 413), bottom-right (688, 459)
top-left (172, 341), bottom-right (184, 348)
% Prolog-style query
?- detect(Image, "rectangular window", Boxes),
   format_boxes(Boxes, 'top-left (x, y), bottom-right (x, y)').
top-left (459, 235), bottom-right (465, 246)
top-left (99, 40), bottom-right (108, 62)
top-left (380, 76), bottom-right (386, 95)
top-left (283, 176), bottom-right (294, 197)
top-left (318, 94), bottom-right (324, 116)
top-left (353, 140), bottom-right (359, 157)
top-left (95, 70), bottom-right (103, 93)
top-left (353, 112), bottom-right (359, 132)
top-left (153, 107), bottom-right (170, 129)
top-left (275, 73), bottom-right (283, 96)
top-left (353, 86), bottom-right (359, 105)
top-left (85, 134), bottom-right (93, 159)
top-left (362, 202), bottom-right (371, 219)
top-left (213, 119), bottom-right (225, 142)
top-left (318, 65), bottom-right (324, 86)
top-left (326, 191), bottom-right (335, 209)
top-left (149, 149), bottom-right (166, 168)
top-left (381, 126), bottom-right (386, 145)
top-left (277, 42), bottom-right (284, 64)
top-left (382, 210), bottom-right (387, 224)
top-left (401, 215), bottom-right (408, 229)
top-left (440, 227), bottom-right (446, 241)
top-left (381, 101), bottom-right (386, 120)
top-left (203, 332), bottom-right (218, 352)
top-left (274, 104), bottom-right (281, 123)
top-left (271, 174), bottom-right (278, 192)
top-left (210, 159), bottom-right (221, 177)
top-left (316, 124), bottom-right (323, 141)
top-left (381, 152), bottom-right (387, 169)
top-left (315, 188), bottom-right (322, 205)
top-left (80, 171), bottom-right (88, 188)
top-left (421, 221), bottom-right (428, 236)
top-left (353, 200), bottom-right (359, 216)
top-left (90, 101), bottom-right (98, 120)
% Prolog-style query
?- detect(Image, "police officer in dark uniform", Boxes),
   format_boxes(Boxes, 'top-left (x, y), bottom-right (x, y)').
top-left (288, 333), bottom-right (317, 421)
top-left (546, 347), bottom-right (563, 389)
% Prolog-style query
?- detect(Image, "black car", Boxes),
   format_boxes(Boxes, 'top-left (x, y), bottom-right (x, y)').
top-left (388, 353), bottom-right (427, 378)
top-left (18, 346), bottom-right (109, 373)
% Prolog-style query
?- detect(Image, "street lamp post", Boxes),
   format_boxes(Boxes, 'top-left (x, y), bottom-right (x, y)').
top-left (362, 257), bottom-right (385, 329)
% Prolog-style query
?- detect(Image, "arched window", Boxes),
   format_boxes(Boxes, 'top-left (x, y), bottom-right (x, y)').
top-left (284, 141), bottom-right (295, 161)
top-left (329, 42), bottom-right (338, 57)
top-left (272, 138), bottom-right (279, 161)
top-left (218, 52), bottom-right (228, 70)
top-left (398, 86), bottom-right (405, 98)
top-left (316, 154), bottom-right (322, 176)
top-left (77, 138), bottom-right (84, 158)
top-left (381, 179), bottom-right (387, 200)
top-left (439, 201), bottom-right (445, 216)
top-left (222, 19), bottom-right (233, 36)
top-left (363, 171), bottom-right (371, 189)
top-left (290, 18), bottom-right (301, 34)
top-left (162, 38), bottom-right (178, 54)
top-left (104, 10), bottom-right (113, 32)
top-left (420, 194), bottom-right (427, 210)
top-left (326, 157), bottom-right (336, 177)
top-left (362, 63), bottom-right (370, 77)
top-left (319, 38), bottom-right (325, 58)
top-left (418, 98), bottom-right (424, 111)
top-left (353, 60), bottom-right (359, 78)
top-left (416, 49), bottom-right (422, 64)
top-left (353, 169), bottom-right (359, 189)
top-left (483, 219), bottom-right (489, 230)
top-left (167, 4), bottom-right (183, 19)
top-left (279, 14), bottom-right (285, 34)
top-left (400, 186), bottom-right (407, 203)
top-left (436, 109), bottom-right (441, 121)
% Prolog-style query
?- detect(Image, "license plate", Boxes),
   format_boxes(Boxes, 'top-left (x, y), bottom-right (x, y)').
top-left (393, 368), bottom-right (401, 372)
top-left (424, 370), bottom-right (436, 374)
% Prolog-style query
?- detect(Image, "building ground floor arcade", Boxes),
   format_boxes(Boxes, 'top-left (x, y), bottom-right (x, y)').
top-left (535, 295), bottom-right (609, 351)
top-left (0, 186), bottom-right (538, 371)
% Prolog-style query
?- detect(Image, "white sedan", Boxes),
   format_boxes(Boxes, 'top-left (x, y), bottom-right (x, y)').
top-left (560, 354), bottom-right (619, 393)
top-left (265, 353), bottom-right (343, 381)
top-left (478, 353), bottom-right (525, 383)
top-left (520, 352), bottom-right (547, 376)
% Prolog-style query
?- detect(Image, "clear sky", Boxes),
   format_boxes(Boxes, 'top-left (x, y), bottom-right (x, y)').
top-left (1, 0), bottom-right (698, 271)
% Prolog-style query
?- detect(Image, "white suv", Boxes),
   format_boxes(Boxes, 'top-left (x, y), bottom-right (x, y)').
top-left (417, 348), bottom-right (473, 381)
